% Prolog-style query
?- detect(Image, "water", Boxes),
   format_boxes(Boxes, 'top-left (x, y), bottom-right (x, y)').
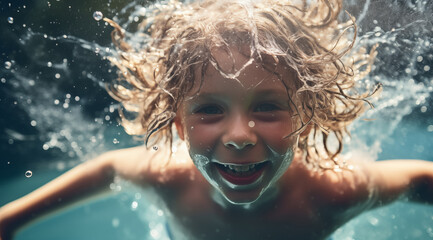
top-left (0, 0), bottom-right (432, 239)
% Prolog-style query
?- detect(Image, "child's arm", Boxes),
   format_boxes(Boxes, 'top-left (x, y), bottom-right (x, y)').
top-left (0, 152), bottom-right (117, 240)
top-left (367, 160), bottom-right (433, 206)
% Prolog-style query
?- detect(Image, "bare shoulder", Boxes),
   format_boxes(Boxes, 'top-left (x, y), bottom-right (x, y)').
top-left (290, 156), bottom-right (374, 212)
top-left (105, 142), bottom-right (195, 186)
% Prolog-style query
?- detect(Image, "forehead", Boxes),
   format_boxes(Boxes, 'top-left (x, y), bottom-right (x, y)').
top-left (189, 47), bottom-right (297, 97)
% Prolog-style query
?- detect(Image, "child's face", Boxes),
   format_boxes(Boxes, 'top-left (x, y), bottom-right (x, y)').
top-left (175, 48), bottom-right (300, 206)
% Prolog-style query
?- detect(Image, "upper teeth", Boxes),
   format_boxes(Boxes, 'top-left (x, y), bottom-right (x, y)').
top-left (223, 164), bottom-right (256, 172)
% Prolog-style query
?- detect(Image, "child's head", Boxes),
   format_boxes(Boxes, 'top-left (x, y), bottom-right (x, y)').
top-left (107, 0), bottom-right (374, 169)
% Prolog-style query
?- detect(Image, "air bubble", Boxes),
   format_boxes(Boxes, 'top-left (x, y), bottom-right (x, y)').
top-left (7, 17), bottom-right (13, 24)
top-left (47, 61), bottom-right (52, 67)
top-left (55, 73), bottom-right (61, 79)
top-left (427, 125), bottom-right (433, 132)
top-left (420, 106), bottom-right (427, 113)
top-left (93, 11), bottom-right (103, 21)
top-left (417, 56), bottom-right (423, 62)
top-left (4, 61), bottom-right (12, 69)
top-left (25, 170), bottom-right (32, 178)
top-left (424, 65), bottom-right (430, 72)
top-left (153, 145), bottom-right (158, 151)
top-left (30, 120), bottom-right (37, 126)
top-left (113, 138), bottom-right (119, 144)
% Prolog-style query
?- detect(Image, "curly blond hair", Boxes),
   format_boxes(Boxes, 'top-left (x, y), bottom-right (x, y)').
top-left (105, 0), bottom-right (378, 168)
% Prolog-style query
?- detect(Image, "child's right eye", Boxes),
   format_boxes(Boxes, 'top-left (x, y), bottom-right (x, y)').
top-left (195, 105), bottom-right (223, 115)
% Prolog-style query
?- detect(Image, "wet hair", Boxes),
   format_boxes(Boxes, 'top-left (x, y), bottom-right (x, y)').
top-left (106, 0), bottom-right (378, 169)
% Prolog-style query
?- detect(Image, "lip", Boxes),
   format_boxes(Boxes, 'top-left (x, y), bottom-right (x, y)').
top-left (214, 161), bottom-right (269, 186)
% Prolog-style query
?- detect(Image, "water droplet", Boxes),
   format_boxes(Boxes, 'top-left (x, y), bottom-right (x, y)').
top-left (417, 56), bottom-right (423, 62)
top-left (93, 11), bottom-right (103, 21)
top-left (427, 125), bottom-right (433, 132)
top-left (1, 78), bottom-right (6, 83)
top-left (153, 145), bottom-right (158, 151)
top-left (135, 193), bottom-right (142, 199)
top-left (113, 138), bottom-right (119, 144)
top-left (138, 7), bottom-right (147, 16)
top-left (30, 120), bottom-right (37, 126)
top-left (424, 65), bottom-right (430, 72)
top-left (42, 144), bottom-right (49, 150)
top-left (25, 170), bottom-right (32, 178)
top-left (248, 121), bottom-right (255, 128)
top-left (54, 99), bottom-right (60, 105)
top-left (157, 210), bottom-right (164, 216)
top-left (4, 61), bottom-right (12, 69)
top-left (131, 201), bottom-right (138, 210)
top-left (7, 17), bottom-right (13, 24)
top-left (112, 218), bottom-right (120, 228)
top-left (47, 61), bottom-right (52, 67)
top-left (55, 73), bottom-right (61, 79)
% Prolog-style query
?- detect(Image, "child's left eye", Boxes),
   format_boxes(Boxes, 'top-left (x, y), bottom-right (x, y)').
top-left (254, 103), bottom-right (280, 112)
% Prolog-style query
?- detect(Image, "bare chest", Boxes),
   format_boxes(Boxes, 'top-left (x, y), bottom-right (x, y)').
top-left (156, 184), bottom-right (339, 240)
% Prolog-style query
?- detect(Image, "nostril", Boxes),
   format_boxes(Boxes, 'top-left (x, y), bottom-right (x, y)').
top-left (224, 141), bottom-right (255, 150)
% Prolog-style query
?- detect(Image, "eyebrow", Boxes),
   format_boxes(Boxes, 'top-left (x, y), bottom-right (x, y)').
top-left (185, 89), bottom-right (289, 102)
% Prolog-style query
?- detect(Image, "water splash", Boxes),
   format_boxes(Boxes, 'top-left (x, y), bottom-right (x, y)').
top-left (1, 1), bottom-right (432, 240)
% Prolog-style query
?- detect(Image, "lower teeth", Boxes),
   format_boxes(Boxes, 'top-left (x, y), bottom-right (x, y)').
top-left (225, 167), bottom-right (256, 176)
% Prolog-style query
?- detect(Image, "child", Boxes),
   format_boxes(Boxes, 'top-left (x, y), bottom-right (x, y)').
top-left (1, 0), bottom-right (432, 239)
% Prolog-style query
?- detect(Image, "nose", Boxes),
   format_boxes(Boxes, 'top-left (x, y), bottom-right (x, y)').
top-left (222, 113), bottom-right (257, 150)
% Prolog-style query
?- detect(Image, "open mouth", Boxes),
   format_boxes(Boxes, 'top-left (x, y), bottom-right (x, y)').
top-left (214, 161), bottom-right (269, 185)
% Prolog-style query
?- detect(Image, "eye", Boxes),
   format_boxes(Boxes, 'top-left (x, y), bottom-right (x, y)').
top-left (195, 105), bottom-right (223, 115)
top-left (254, 103), bottom-right (280, 112)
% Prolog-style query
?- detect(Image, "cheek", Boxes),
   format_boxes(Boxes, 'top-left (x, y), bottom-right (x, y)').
top-left (256, 120), bottom-right (296, 153)
top-left (184, 119), bottom-right (221, 152)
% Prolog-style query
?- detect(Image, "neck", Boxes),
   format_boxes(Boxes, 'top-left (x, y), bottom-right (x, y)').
top-left (211, 186), bottom-right (279, 211)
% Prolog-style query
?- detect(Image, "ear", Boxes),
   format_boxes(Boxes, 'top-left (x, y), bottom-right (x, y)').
top-left (174, 116), bottom-right (185, 140)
